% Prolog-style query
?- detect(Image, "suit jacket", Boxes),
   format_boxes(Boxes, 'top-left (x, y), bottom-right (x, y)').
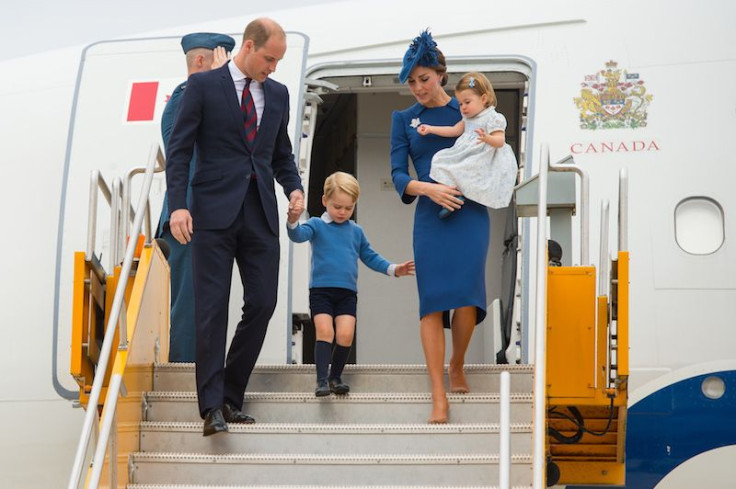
top-left (166, 62), bottom-right (303, 235)
top-left (156, 81), bottom-right (196, 237)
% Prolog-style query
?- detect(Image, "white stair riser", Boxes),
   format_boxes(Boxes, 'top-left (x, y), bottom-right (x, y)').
top-left (130, 459), bottom-right (533, 486)
top-left (139, 429), bottom-right (533, 455)
top-left (145, 398), bottom-right (533, 425)
top-left (153, 369), bottom-right (534, 393)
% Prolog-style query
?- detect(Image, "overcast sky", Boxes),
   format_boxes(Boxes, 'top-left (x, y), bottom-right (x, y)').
top-left (0, 0), bottom-right (342, 61)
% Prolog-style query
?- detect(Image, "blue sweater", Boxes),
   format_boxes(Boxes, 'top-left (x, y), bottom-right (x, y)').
top-left (287, 216), bottom-right (391, 291)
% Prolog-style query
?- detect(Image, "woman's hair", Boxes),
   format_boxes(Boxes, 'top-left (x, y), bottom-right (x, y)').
top-left (324, 171), bottom-right (360, 201)
top-left (455, 72), bottom-right (497, 107)
top-left (434, 49), bottom-right (449, 87)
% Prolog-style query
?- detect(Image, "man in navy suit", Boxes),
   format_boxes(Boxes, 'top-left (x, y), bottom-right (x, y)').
top-left (166, 18), bottom-right (305, 436)
top-left (157, 32), bottom-right (234, 364)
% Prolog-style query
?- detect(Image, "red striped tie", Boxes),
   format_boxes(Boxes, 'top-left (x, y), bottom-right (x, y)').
top-left (241, 77), bottom-right (257, 146)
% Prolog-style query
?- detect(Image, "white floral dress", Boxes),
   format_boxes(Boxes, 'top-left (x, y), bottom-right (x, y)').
top-left (429, 107), bottom-right (517, 209)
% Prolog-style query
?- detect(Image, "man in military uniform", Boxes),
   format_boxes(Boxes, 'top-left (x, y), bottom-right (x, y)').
top-left (157, 32), bottom-right (235, 362)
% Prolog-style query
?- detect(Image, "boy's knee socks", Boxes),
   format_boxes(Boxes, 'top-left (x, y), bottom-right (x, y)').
top-left (329, 344), bottom-right (351, 379)
top-left (314, 340), bottom-right (332, 382)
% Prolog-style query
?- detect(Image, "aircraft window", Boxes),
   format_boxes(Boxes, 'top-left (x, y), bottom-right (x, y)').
top-left (674, 197), bottom-right (724, 255)
top-left (701, 375), bottom-right (725, 400)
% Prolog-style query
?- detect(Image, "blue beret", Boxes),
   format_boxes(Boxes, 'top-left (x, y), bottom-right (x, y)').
top-left (180, 32), bottom-right (236, 54)
top-left (399, 29), bottom-right (440, 84)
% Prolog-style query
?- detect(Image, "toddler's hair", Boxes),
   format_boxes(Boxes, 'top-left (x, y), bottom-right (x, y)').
top-left (324, 171), bottom-right (360, 201)
top-left (455, 71), bottom-right (497, 108)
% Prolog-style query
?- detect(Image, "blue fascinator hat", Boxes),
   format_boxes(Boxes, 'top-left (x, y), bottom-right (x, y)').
top-left (398, 29), bottom-right (440, 84)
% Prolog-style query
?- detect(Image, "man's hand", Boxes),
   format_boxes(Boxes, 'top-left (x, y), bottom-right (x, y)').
top-left (287, 194), bottom-right (304, 224)
top-left (288, 189), bottom-right (305, 222)
top-left (169, 209), bottom-right (193, 244)
top-left (394, 260), bottom-right (416, 277)
top-left (212, 46), bottom-right (229, 69)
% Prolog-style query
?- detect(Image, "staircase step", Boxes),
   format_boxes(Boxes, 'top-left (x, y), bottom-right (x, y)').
top-left (144, 392), bottom-right (534, 425)
top-left (129, 453), bottom-right (533, 486)
top-left (128, 485), bottom-right (534, 489)
top-left (139, 422), bottom-right (533, 455)
top-left (153, 364), bottom-right (534, 393)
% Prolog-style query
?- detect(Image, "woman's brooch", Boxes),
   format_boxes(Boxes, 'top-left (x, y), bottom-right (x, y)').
top-left (410, 118), bottom-right (421, 128)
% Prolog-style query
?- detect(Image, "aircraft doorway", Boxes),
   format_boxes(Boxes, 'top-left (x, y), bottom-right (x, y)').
top-left (303, 66), bottom-right (527, 365)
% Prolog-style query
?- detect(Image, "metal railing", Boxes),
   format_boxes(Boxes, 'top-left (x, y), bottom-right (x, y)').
top-left (121, 166), bottom-right (154, 261)
top-left (87, 168), bottom-right (153, 271)
top-left (549, 155), bottom-right (590, 266)
top-left (619, 168), bottom-right (628, 252)
top-left (532, 143), bottom-right (550, 489)
top-left (499, 370), bottom-right (511, 489)
top-left (598, 200), bottom-right (610, 296)
top-left (85, 170), bottom-right (112, 264)
top-left (68, 144), bottom-right (165, 489)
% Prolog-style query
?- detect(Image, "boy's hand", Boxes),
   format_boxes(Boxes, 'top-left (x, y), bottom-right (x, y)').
top-left (394, 260), bottom-right (416, 277)
top-left (287, 196), bottom-right (304, 224)
top-left (417, 124), bottom-right (431, 136)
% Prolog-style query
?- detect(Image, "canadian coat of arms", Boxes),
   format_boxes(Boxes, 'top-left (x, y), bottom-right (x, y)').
top-left (574, 60), bottom-right (653, 130)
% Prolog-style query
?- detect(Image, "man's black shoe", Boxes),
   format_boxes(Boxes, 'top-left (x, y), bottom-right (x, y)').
top-left (329, 377), bottom-right (350, 395)
top-left (223, 402), bottom-right (256, 424)
top-left (315, 379), bottom-right (330, 397)
top-left (202, 408), bottom-right (228, 437)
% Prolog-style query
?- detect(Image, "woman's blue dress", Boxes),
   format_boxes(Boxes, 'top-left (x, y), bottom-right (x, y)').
top-left (390, 99), bottom-right (490, 327)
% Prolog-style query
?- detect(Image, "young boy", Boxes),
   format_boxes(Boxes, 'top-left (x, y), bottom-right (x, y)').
top-left (287, 171), bottom-right (415, 396)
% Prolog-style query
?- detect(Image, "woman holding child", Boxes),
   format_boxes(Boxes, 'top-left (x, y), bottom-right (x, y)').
top-left (390, 30), bottom-right (492, 423)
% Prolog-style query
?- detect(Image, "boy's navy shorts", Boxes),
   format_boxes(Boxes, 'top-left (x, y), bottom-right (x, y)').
top-left (309, 287), bottom-right (357, 318)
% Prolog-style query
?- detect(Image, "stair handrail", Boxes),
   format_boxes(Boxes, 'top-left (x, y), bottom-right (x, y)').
top-left (599, 200), bottom-right (610, 297)
top-left (499, 370), bottom-right (511, 489)
top-left (110, 178), bottom-right (122, 268)
top-left (68, 144), bottom-right (165, 489)
top-left (85, 170), bottom-right (112, 264)
top-left (548, 155), bottom-right (590, 266)
top-left (598, 199), bottom-right (610, 392)
top-left (532, 143), bottom-right (550, 489)
top-left (619, 168), bottom-right (628, 252)
top-left (120, 167), bottom-right (154, 263)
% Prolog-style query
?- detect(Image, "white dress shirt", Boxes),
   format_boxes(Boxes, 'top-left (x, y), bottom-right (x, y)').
top-left (227, 60), bottom-right (265, 128)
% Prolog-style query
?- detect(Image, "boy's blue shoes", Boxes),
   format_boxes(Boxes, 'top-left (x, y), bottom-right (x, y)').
top-left (438, 195), bottom-right (465, 219)
top-left (315, 377), bottom-right (349, 396)
top-left (315, 379), bottom-right (330, 397)
top-left (329, 377), bottom-right (350, 395)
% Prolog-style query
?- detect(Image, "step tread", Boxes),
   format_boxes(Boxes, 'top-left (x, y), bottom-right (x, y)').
top-left (139, 421), bottom-right (533, 433)
top-left (146, 392), bottom-right (534, 402)
top-left (128, 485), bottom-right (532, 489)
top-left (155, 363), bottom-right (534, 374)
top-left (131, 452), bottom-right (533, 463)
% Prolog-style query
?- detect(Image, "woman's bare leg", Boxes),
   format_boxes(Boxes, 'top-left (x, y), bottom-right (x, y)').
top-left (420, 311), bottom-right (449, 423)
top-left (448, 306), bottom-right (476, 393)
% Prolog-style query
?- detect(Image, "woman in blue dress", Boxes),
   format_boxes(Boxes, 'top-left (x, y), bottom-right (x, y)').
top-left (390, 30), bottom-right (490, 423)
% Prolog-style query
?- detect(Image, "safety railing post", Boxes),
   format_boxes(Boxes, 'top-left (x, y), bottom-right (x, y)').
top-left (532, 144), bottom-right (549, 489)
top-left (499, 370), bottom-right (511, 489)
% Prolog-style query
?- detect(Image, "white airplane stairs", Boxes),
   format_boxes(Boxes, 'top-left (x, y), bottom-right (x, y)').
top-left (67, 144), bottom-right (628, 489)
